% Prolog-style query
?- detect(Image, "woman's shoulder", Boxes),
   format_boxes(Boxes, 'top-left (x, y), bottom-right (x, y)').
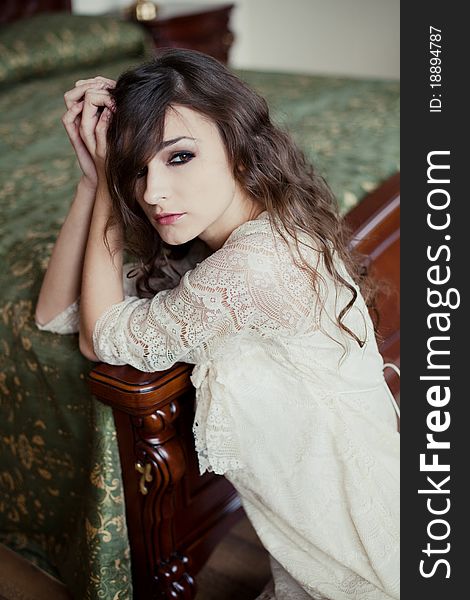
top-left (223, 210), bottom-right (272, 244)
top-left (221, 210), bottom-right (318, 263)
top-left (194, 211), bottom-right (287, 278)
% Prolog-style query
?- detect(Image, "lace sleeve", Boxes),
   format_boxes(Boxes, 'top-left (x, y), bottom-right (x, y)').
top-left (92, 231), bottom-right (314, 371)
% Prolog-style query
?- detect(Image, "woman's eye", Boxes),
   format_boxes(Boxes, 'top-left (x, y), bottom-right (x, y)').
top-left (136, 166), bottom-right (148, 179)
top-left (168, 151), bottom-right (194, 165)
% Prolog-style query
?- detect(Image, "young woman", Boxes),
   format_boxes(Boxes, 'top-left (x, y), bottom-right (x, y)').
top-left (35, 49), bottom-right (400, 600)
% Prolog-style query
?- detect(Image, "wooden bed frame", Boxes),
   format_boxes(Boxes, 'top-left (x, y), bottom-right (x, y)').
top-left (3, 2), bottom-right (400, 597)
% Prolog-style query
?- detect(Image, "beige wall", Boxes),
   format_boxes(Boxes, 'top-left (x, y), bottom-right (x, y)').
top-left (72, 0), bottom-right (399, 79)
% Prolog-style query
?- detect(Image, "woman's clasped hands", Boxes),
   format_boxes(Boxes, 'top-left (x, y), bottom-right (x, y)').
top-left (62, 76), bottom-right (116, 190)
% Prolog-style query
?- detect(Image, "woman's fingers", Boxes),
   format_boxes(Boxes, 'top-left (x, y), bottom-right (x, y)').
top-left (64, 78), bottom-right (115, 109)
top-left (62, 100), bottom-right (83, 125)
top-left (79, 88), bottom-right (115, 152)
top-left (61, 102), bottom-right (98, 184)
top-left (64, 82), bottom-right (105, 109)
top-left (95, 107), bottom-right (112, 159)
top-left (78, 89), bottom-right (115, 166)
top-left (81, 88), bottom-right (115, 112)
top-left (61, 77), bottom-right (115, 183)
top-left (62, 102), bottom-right (89, 156)
top-left (75, 76), bottom-right (116, 88)
top-left (62, 101), bottom-right (84, 143)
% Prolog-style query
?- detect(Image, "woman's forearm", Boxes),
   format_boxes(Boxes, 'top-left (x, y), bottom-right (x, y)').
top-left (35, 178), bottom-right (96, 326)
top-left (79, 182), bottom-right (124, 360)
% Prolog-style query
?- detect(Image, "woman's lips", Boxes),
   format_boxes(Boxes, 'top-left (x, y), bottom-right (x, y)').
top-left (154, 213), bottom-right (186, 225)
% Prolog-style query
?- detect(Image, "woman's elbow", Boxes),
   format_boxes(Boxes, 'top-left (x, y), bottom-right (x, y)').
top-left (34, 312), bottom-right (45, 329)
top-left (79, 334), bottom-right (100, 362)
top-left (34, 305), bottom-right (49, 328)
top-left (34, 308), bottom-right (54, 332)
top-left (34, 294), bottom-right (58, 328)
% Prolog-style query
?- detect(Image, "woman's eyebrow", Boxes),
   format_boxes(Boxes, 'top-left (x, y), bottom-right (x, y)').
top-left (158, 136), bottom-right (198, 150)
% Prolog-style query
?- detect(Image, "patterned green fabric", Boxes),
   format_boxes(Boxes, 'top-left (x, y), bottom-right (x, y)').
top-left (236, 70), bottom-right (400, 214)
top-left (0, 56), bottom-right (151, 600)
top-left (0, 13), bottom-right (146, 85)
top-left (0, 35), bottom-right (399, 600)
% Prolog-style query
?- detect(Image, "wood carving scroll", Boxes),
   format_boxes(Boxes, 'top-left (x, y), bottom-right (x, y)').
top-left (133, 402), bottom-right (196, 598)
top-left (88, 364), bottom-right (197, 598)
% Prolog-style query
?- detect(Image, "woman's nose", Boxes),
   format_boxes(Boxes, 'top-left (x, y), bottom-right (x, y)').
top-left (142, 163), bottom-right (170, 205)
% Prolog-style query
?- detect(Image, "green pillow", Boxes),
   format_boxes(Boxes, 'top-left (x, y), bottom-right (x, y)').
top-left (0, 13), bottom-right (147, 86)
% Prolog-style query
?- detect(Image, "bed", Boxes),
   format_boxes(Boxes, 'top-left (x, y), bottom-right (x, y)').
top-left (0, 2), bottom-right (399, 598)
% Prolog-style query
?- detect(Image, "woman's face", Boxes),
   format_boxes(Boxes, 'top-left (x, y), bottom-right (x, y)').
top-left (135, 105), bottom-right (254, 250)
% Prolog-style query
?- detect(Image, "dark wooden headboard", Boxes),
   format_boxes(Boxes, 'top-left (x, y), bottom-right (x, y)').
top-left (0, 0), bottom-right (71, 25)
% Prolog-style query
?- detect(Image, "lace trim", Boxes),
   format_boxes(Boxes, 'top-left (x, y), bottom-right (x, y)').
top-left (35, 299), bottom-right (80, 335)
top-left (191, 361), bottom-right (246, 475)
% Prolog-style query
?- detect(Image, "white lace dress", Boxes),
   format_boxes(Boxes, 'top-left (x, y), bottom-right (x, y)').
top-left (36, 211), bottom-right (400, 600)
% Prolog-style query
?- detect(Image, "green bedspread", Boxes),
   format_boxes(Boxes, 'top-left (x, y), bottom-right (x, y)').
top-left (0, 13), bottom-right (399, 600)
top-left (237, 69), bottom-right (400, 213)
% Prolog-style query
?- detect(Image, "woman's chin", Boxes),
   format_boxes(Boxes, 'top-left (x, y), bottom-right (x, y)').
top-left (158, 230), bottom-right (196, 246)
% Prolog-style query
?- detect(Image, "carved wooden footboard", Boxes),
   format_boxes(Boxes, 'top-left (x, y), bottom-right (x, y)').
top-left (88, 363), bottom-right (243, 599)
top-left (88, 173), bottom-right (400, 599)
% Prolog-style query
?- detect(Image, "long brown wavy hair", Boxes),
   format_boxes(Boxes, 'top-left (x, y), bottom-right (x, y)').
top-left (105, 48), bottom-right (376, 348)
